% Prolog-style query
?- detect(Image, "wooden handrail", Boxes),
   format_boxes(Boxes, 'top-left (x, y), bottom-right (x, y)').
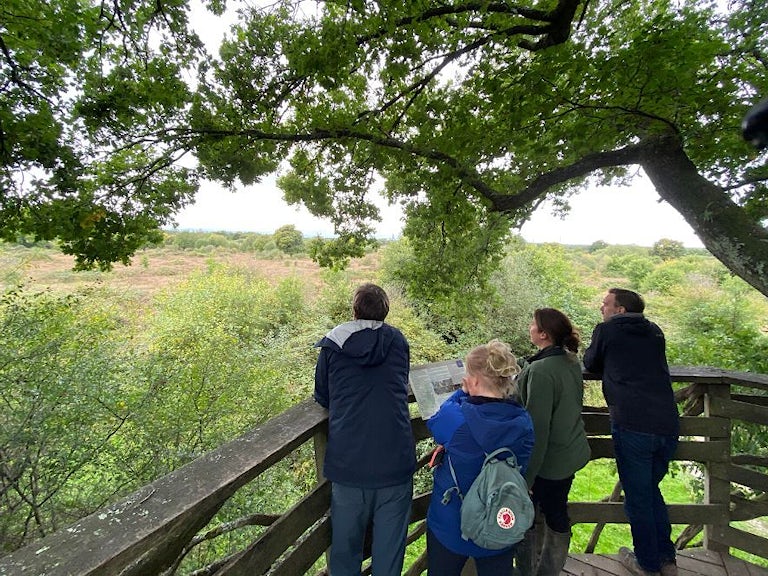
top-left (1, 367), bottom-right (766, 574)
top-left (0, 399), bottom-right (328, 576)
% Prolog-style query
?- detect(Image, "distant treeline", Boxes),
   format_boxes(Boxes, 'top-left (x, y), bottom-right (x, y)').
top-left (10, 226), bottom-right (329, 257)
top-left (164, 227), bottom-right (305, 254)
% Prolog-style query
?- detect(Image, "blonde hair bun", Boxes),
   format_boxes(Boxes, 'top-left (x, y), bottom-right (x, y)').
top-left (485, 339), bottom-right (520, 378)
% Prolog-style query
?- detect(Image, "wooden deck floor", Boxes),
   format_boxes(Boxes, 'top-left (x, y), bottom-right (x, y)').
top-left (563, 549), bottom-right (768, 576)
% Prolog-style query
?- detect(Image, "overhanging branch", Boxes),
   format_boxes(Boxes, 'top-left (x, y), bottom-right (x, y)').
top-left (180, 126), bottom-right (649, 215)
top-left (488, 143), bottom-right (646, 211)
top-left (356, 0), bottom-right (583, 48)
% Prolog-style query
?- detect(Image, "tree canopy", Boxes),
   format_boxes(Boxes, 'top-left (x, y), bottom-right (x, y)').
top-left (2, 0), bottom-right (767, 296)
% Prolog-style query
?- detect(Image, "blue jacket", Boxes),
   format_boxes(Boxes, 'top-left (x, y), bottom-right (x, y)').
top-left (314, 320), bottom-right (416, 487)
top-left (426, 389), bottom-right (535, 557)
top-left (583, 313), bottom-right (679, 436)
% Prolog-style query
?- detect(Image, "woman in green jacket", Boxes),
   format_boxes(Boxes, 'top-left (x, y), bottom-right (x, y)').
top-left (514, 308), bottom-right (591, 576)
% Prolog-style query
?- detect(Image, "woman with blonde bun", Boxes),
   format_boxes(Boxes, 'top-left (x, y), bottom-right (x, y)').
top-left (426, 340), bottom-right (535, 576)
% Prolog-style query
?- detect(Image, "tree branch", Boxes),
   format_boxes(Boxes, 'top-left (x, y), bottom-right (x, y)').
top-left (488, 144), bottom-right (645, 211)
top-left (174, 125), bottom-right (647, 215)
top-left (354, 0), bottom-right (583, 51)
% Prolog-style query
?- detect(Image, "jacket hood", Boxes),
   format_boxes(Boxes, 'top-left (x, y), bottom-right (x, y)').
top-left (461, 399), bottom-right (533, 455)
top-left (608, 313), bottom-right (658, 336)
top-left (315, 319), bottom-right (394, 367)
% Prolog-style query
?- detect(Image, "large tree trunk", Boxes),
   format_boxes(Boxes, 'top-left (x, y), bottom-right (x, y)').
top-left (640, 135), bottom-right (768, 299)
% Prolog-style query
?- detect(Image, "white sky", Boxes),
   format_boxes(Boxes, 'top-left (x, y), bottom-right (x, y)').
top-left (171, 174), bottom-right (704, 247)
top-left (176, 2), bottom-right (704, 249)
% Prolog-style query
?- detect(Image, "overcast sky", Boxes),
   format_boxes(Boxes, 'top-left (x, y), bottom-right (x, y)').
top-left (171, 174), bottom-right (704, 248)
top-left (178, 2), bottom-right (704, 249)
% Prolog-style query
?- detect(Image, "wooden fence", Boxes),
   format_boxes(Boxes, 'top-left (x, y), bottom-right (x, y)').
top-left (0, 367), bottom-right (766, 575)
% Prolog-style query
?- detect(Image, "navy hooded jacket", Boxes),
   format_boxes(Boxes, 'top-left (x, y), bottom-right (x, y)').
top-left (314, 320), bottom-right (416, 488)
top-left (583, 313), bottom-right (679, 436)
top-left (426, 389), bottom-right (534, 557)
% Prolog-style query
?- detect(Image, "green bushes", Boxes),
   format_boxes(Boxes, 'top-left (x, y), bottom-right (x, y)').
top-left (379, 237), bottom-right (598, 358)
top-left (0, 267), bottom-right (326, 555)
top-left (2, 238), bottom-right (768, 569)
top-left (0, 289), bottom-right (138, 552)
top-left (162, 229), bottom-right (307, 256)
top-left (136, 269), bottom-right (294, 472)
top-left (272, 225), bottom-right (305, 254)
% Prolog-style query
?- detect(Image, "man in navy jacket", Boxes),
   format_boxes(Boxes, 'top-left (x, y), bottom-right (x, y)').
top-left (314, 283), bottom-right (416, 576)
top-left (583, 288), bottom-right (679, 576)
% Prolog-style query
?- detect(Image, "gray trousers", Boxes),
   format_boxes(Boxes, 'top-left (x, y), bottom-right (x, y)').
top-left (330, 479), bottom-right (413, 576)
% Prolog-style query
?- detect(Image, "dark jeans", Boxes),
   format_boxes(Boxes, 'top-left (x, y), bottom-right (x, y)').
top-left (427, 527), bottom-right (516, 576)
top-left (330, 479), bottom-right (413, 576)
top-left (613, 426), bottom-right (678, 572)
top-left (530, 474), bottom-right (574, 533)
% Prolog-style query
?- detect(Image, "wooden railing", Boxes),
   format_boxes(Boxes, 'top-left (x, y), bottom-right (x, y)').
top-left (575, 367), bottom-right (768, 560)
top-left (1, 367), bottom-right (766, 575)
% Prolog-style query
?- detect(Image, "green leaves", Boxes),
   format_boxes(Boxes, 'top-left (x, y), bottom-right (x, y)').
top-left (3, 0), bottom-right (768, 298)
top-left (1, 0), bottom-right (204, 270)
top-left (272, 224), bottom-right (304, 254)
top-left (0, 288), bottom-right (138, 548)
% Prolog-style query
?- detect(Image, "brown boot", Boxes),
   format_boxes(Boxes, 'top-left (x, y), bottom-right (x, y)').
top-left (660, 560), bottom-right (678, 576)
top-left (513, 528), bottom-right (538, 576)
top-left (535, 526), bottom-right (570, 576)
top-left (618, 547), bottom-right (660, 576)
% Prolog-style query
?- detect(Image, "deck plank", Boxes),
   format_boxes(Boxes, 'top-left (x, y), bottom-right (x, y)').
top-left (562, 550), bottom-right (767, 576)
top-left (723, 554), bottom-right (753, 576)
top-left (563, 555), bottom-right (602, 576)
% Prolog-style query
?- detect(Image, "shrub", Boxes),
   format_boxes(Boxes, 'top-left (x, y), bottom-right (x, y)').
top-left (0, 288), bottom-right (139, 552)
top-left (273, 225), bottom-right (305, 255)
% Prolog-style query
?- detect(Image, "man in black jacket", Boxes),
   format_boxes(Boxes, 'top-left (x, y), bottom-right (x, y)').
top-left (314, 283), bottom-right (416, 576)
top-left (583, 288), bottom-right (679, 576)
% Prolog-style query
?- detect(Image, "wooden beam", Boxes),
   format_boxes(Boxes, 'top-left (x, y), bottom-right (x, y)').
top-left (729, 464), bottom-right (768, 493)
top-left (723, 371), bottom-right (768, 393)
top-left (710, 396), bottom-right (768, 426)
top-left (581, 414), bottom-right (729, 437)
top-left (587, 437), bottom-right (730, 463)
top-left (704, 385), bottom-right (731, 556)
top-left (218, 481), bottom-right (331, 575)
top-left (567, 502), bottom-right (725, 525)
top-left (711, 525), bottom-right (768, 560)
top-left (731, 494), bottom-right (768, 521)
top-left (269, 516), bottom-right (331, 576)
top-left (732, 394), bottom-right (768, 407)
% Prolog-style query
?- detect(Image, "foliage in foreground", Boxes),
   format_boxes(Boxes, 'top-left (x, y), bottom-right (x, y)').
top-left (0, 267), bottom-right (321, 556)
top-left (1, 239), bottom-right (768, 571)
top-left (4, 0), bottom-right (768, 304)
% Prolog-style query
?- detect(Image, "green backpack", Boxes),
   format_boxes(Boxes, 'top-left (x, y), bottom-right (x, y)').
top-left (443, 447), bottom-right (534, 550)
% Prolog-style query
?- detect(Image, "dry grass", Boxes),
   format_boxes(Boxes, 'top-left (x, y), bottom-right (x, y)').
top-left (1, 245), bottom-right (382, 301)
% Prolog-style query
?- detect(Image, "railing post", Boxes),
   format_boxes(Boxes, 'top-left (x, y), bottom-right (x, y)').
top-left (313, 421), bottom-right (328, 484)
top-left (703, 382), bottom-right (731, 555)
top-left (313, 419), bottom-right (331, 569)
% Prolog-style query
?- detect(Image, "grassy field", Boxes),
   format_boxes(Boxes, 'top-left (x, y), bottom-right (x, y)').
top-left (0, 243), bottom-right (380, 300)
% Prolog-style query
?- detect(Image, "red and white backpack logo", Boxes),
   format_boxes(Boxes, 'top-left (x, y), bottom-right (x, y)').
top-left (496, 507), bottom-right (516, 529)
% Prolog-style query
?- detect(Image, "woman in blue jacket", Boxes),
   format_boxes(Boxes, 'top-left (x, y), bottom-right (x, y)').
top-left (426, 340), bottom-right (535, 576)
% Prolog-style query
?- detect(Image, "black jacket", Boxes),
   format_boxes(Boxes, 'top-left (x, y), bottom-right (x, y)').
top-left (314, 320), bottom-right (416, 487)
top-left (583, 313), bottom-right (679, 436)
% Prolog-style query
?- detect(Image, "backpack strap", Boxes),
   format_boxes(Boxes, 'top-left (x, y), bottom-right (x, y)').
top-left (485, 447), bottom-right (519, 468)
top-left (442, 447), bottom-right (520, 505)
top-left (442, 455), bottom-right (463, 505)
